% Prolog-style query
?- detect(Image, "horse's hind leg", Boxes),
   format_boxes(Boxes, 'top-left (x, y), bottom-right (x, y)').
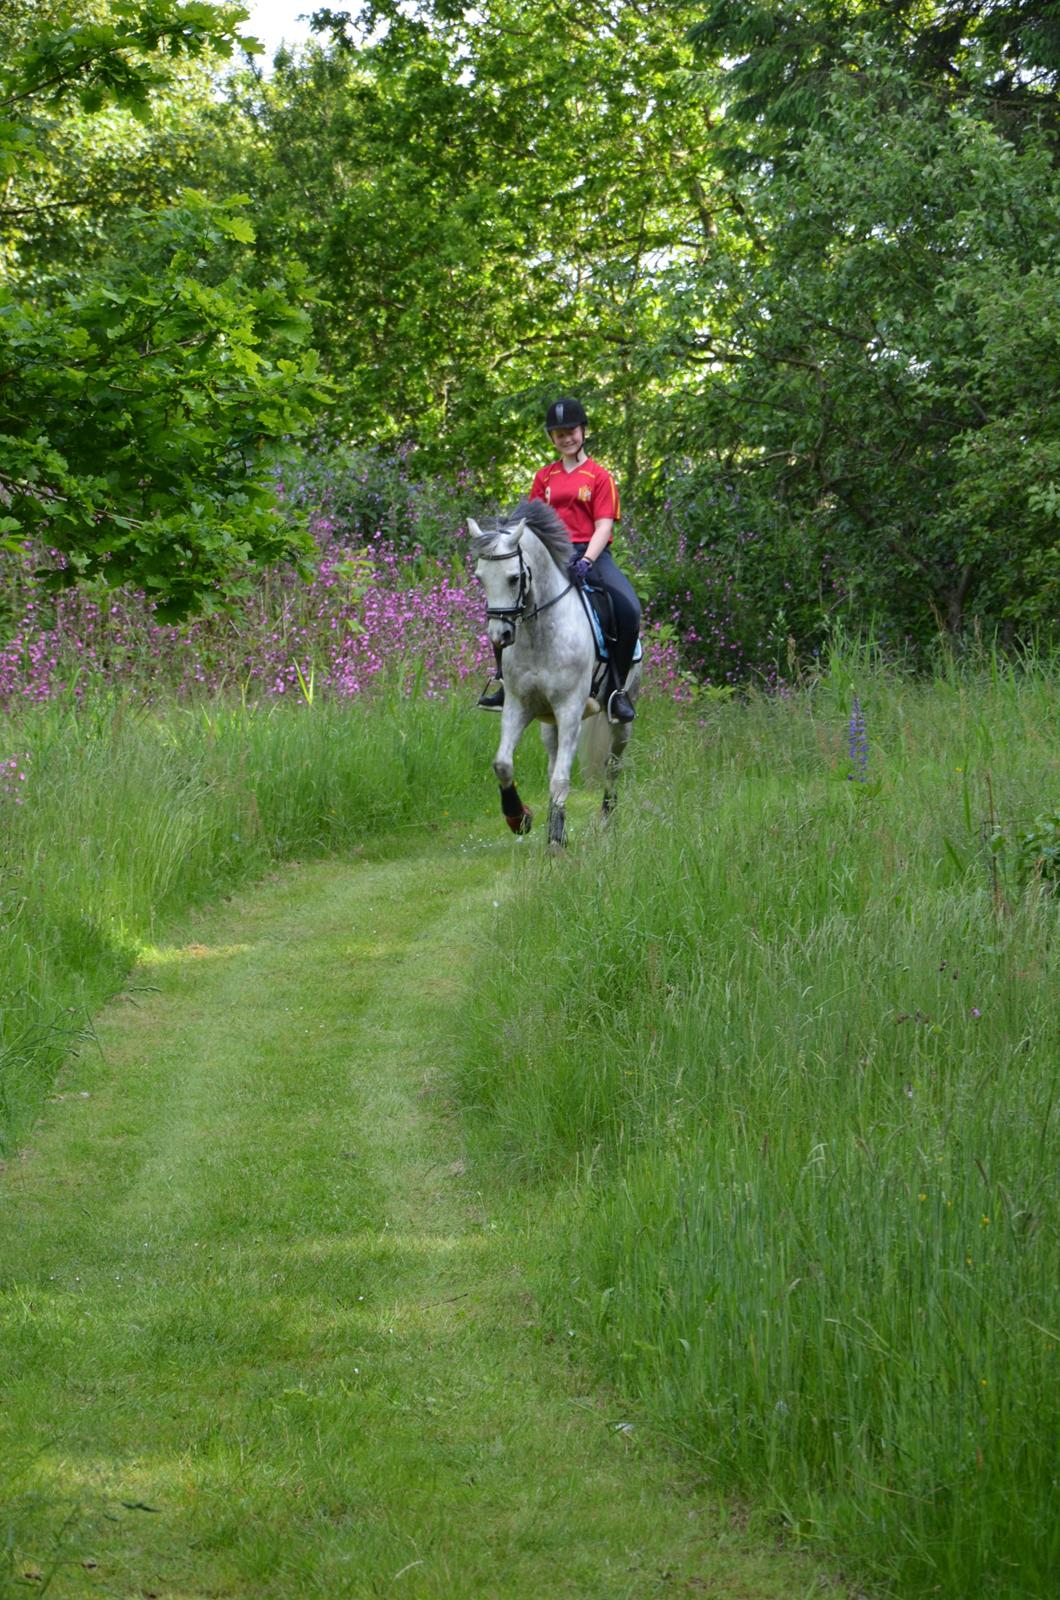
top-left (601, 722), bottom-right (632, 821)
top-left (540, 721), bottom-right (559, 784)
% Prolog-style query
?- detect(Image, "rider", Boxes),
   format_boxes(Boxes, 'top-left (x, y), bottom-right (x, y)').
top-left (477, 396), bottom-right (641, 723)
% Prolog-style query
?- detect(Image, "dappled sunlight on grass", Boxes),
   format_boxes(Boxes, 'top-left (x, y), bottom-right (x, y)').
top-left (137, 941), bottom-right (253, 967)
top-left (340, 938), bottom-right (427, 964)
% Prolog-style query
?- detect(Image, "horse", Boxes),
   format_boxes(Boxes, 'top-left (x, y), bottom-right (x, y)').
top-left (467, 498), bottom-right (641, 848)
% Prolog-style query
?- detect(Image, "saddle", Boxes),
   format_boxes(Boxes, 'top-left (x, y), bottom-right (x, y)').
top-left (580, 583), bottom-right (642, 703)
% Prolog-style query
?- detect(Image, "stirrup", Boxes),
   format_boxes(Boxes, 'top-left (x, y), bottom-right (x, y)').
top-left (607, 687), bottom-right (635, 725)
top-left (477, 679), bottom-right (505, 711)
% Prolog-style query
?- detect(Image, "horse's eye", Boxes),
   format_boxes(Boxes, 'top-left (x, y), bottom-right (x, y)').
top-left (508, 574), bottom-right (520, 587)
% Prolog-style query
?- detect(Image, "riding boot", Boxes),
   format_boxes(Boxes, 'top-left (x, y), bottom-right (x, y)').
top-left (607, 682), bottom-right (635, 724)
top-left (477, 642), bottom-right (506, 711)
top-left (606, 633), bottom-right (637, 724)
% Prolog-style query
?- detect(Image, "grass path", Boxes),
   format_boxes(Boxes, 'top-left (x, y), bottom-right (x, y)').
top-left (2, 829), bottom-right (830, 1599)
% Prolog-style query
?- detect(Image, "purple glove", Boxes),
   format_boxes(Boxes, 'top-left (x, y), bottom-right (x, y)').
top-left (568, 555), bottom-right (594, 587)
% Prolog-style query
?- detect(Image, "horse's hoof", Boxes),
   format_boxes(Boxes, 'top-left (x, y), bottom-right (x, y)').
top-left (506, 807), bottom-right (532, 835)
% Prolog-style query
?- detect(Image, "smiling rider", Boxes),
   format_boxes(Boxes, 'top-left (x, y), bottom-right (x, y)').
top-left (478, 396), bottom-right (641, 724)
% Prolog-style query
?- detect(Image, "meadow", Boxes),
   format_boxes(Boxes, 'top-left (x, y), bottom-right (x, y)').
top-left (0, 512), bottom-right (681, 1149)
top-left (2, 528), bottom-right (1057, 1598)
top-left (0, 684), bottom-right (514, 1153)
top-left (454, 647), bottom-right (1059, 1599)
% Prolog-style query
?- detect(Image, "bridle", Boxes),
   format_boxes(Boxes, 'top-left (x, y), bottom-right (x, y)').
top-left (478, 539), bottom-right (573, 627)
top-left (479, 542), bottom-right (532, 621)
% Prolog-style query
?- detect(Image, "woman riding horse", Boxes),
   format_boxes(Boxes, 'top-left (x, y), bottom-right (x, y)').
top-left (478, 397), bottom-right (641, 724)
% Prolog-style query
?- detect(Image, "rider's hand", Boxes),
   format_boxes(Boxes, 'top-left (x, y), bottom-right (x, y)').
top-left (568, 555), bottom-right (593, 587)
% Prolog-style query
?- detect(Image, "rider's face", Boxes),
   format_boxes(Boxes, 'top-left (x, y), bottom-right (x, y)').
top-left (550, 425), bottom-right (584, 456)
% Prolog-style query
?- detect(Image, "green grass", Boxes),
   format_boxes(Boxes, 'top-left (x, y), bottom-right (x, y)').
top-left (0, 835), bottom-right (823, 1599)
top-left (4, 656), bottom-right (1057, 1595)
top-left (0, 689), bottom-right (517, 1152)
top-left (452, 653), bottom-right (1060, 1598)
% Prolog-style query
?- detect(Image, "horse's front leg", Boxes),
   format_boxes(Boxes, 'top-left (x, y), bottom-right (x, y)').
top-left (493, 697), bottom-right (535, 835)
top-left (546, 703), bottom-right (585, 849)
top-left (539, 721), bottom-right (559, 783)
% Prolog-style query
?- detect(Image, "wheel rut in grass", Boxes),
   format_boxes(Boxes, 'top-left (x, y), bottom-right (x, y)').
top-left (1, 832), bottom-right (824, 1599)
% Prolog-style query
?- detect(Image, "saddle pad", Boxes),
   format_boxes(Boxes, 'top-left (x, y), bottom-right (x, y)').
top-left (581, 585), bottom-right (642, 664)
top-left (583, 589), bottom-right (610, 658)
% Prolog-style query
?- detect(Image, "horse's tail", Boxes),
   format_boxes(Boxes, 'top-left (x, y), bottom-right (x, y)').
top-left (577, 658), bottom-right (642, 780)
top-left (576, 705), bottom-right (611, 781)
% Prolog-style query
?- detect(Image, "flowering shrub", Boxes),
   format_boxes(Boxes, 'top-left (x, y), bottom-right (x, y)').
top-left (0, 506), bottom-right (687, 710)
top-left (281, 442), bottom-right (490, 564)
top-left (628, 463), bottom-right (852, 686)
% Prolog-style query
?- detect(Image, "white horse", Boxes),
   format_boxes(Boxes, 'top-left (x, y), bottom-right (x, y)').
top-left (468, 499), bottom-right (641, 848)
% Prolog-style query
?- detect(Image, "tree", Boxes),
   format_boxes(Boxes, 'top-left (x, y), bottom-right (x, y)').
top-left (637, 5), bottom-right (1060, 657)
top-left (1, 3), bottom-right (328, 613)
top-left (213, 0), bottom-right (725, 489)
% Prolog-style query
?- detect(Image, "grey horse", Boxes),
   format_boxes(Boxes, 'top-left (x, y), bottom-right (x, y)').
top-left (468, 499), bottom-right (641, 848)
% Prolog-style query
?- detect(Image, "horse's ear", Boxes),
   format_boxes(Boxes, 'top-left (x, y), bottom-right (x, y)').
top-left (467, 518), bottom-right (482, 540)
top-left (511, 519), bottom-right (527, 543)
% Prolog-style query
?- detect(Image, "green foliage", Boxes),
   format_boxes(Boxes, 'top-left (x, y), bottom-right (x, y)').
top-left (1015, 806), bottom-right (1060, 887)
top-left (202, 0), bottom-right (1060, 654)
top-left (0, 3), bottom-right (332, 614)
top-left (4, 0), bottom-right (1059, 639)
top-left (213, 0), bottom-right (716, 484)
top-left (286, 442), bottom-right (492, 563)
top-left (687, 0), bottom-right (1060, 154)
top-left (1, 193), bottom-right (326, 610)
top-left (631, 468), bottom-right (836, 682)
top-left (638, 39), bottom-right (1060, 659)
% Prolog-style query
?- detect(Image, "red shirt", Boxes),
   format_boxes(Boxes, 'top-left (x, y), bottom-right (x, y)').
top-left (529, 457), bottom-right (621, 546)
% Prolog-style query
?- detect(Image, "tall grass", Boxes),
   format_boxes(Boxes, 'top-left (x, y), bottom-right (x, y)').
top-left (453, 650), bottom-right (1059, 1598)
top-left (0, 689), bottom-right (501, 1152)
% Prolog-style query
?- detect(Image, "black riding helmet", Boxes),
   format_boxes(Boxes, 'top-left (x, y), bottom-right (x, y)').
top-left (545, 396), bottom-right (587, 433)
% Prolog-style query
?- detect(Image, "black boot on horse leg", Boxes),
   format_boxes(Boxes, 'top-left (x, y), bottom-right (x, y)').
top-left (499, 782), bottom-right (532, 834)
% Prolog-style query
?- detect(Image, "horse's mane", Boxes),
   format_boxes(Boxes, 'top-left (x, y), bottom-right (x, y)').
top-left (468, 498), bottom-right (573, 573)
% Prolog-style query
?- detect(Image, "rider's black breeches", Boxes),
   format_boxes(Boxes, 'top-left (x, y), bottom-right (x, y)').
top-left (592, 549), bottom-right (641, 684)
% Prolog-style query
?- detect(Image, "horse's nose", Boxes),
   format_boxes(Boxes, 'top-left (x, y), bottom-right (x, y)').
top-left (489, 620), bottom-right (514, 649)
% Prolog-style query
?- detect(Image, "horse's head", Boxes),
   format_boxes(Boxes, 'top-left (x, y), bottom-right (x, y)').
top-left (468, 516), bottom-right (529, 650)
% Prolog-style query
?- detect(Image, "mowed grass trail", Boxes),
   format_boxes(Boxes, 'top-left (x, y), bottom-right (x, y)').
top-left (0, 829), bottom-right (829, 1600)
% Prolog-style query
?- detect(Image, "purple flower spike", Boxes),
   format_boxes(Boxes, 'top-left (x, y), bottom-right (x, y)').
top-left (847, 694), bottom-right (869, 782)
